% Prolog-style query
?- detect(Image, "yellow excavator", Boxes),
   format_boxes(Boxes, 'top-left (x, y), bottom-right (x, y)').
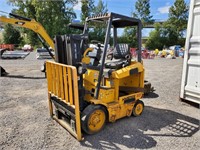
top-left (0, 13), bottom-right (54, 49)
top-left (46, 12), bottom-right (145, 141)
top-left (0, 13), bottom-right (55, 75)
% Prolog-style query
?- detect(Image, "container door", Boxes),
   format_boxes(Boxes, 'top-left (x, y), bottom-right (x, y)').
top-left (180, 0), bottom-right (200, 104)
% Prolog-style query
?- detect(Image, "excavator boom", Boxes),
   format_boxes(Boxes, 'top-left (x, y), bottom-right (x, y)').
top-left (0, 14), bottom-right (54, 49)
top-left (0, 13), bottom-right (55, 76)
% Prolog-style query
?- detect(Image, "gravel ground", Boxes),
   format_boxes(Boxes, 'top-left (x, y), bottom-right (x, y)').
top-left (0, 52), bottom-right (199, 150)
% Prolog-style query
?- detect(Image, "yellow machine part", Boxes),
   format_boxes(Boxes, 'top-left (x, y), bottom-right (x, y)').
top-left (98, 88), bottom-right (115, 103)
top-left (90, 92), bottom-right (143, 122)
top-left (46, 61), bottom-right (82, 141)
top-left (0, 16), bottom-right (54, 50)
top-left (112, 61), bottom-right (144, 79)
top-left (134, 102), bottom-right (144, 115)
top-left (87, 109), bottom-right (106, 133)
top-left (82, 47), bottom-right (94, 64)
top-left (85, 61), bottom-right (145, 122)
top-left (84, 61), bottom-right (144, 101)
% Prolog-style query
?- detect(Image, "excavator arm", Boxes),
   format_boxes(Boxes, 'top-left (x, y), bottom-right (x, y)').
top-left (0, 13), bottom-right (54, 49)
top-left (0, 13), bottom-right (55, 76)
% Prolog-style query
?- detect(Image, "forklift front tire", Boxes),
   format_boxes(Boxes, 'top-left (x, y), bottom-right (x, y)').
top-left (81, 104), bottom-right (107, 135)
top-left (132, 100), bottom-right (144, 117)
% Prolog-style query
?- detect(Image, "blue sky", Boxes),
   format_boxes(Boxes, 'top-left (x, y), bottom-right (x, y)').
top-left (73, 0), bottom-right (190, 21)
top-left (0, 0), bottom-right (190, 36)
top-left (0, 0), bottom-right (190, 20)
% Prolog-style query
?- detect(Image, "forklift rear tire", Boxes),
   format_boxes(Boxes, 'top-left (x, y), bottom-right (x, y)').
top-left (81, 104), bottom-right (107, 135)
top-left (132, 100), bottom-right (144, 117)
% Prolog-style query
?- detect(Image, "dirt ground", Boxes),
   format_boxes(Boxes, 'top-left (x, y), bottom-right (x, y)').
top-left (0, 52), bottom-right (199, 150)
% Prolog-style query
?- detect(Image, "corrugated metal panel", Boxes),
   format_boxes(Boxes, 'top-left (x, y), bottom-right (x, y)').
top-left (180, 0), bottom-right (200, 104)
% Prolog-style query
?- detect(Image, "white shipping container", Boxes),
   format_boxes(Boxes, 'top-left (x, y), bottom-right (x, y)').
top-left (180, 0), bottom-right (200, 104)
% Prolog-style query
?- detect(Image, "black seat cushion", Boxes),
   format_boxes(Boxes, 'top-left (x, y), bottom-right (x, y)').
top-left (105, 59), bottom-right (126, 69)
top-left (105, 44), bottom-right (130, 69)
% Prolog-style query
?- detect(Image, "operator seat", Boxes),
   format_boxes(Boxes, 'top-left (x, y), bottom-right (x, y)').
top-left (105, 44), bottom-right (131, 70)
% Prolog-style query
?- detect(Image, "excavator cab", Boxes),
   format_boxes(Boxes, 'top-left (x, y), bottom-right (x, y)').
top-left (46, 12), bottom-right (144, 141)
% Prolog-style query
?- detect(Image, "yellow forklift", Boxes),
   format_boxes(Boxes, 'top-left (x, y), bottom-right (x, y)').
top-left (46, 12), bottom-right (145, 141)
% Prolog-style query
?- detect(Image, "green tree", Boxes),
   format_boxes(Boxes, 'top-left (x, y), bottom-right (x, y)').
top-left (129, 0), bottom-right (154, 48)
top-left (10, 2), bottom-right (39, 46)
top-left (93, 0), bottom-right (108, 15)
top-left (133, 0), bottom-right (154, 27)
top-left (119, 27), bottom-right (137, 47)
top-left (146, 0), bottom-right (188, 49)
top-left (81, 0), bottom-right (95, 22)
top-left (89, 0), bottom-right (108, 43)
top-left (168, 0), bottom-right (188, 37)
top-left (8, 0), bottom-right (77, 46)
top-left (161, 0), bottom-right (188, 47)
top-left (3, 24), bottom-right (22, 44)
top-left (145, 23), bottom-right (166, 50)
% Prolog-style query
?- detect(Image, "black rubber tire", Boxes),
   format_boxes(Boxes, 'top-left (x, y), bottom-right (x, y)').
top-left (144, 80), bottom-right (152, 95)
top-left (81, 104), bottom-right (107, 135)
top-left (132, 100), bottom-right (144, 117)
